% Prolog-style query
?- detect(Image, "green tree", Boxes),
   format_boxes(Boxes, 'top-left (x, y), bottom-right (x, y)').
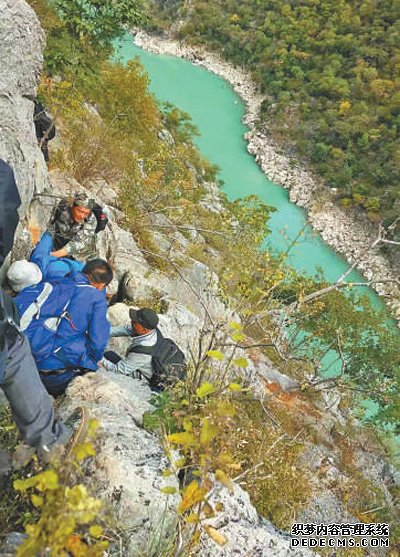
top-left (54, 0), bottom-right (143, 46)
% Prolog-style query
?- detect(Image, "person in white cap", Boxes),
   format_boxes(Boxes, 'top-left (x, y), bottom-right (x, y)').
top-left (7, 260), bottom-right (42, 292)
top-left (0, 159), bottom-right (70, 459)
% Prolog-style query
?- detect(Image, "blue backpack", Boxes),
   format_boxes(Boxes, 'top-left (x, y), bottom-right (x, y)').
top-left (16, 279), bottom-right (77, 361)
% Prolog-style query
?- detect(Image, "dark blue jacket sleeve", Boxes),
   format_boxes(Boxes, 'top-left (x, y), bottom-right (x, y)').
top-left (86, 296), bottom-right (110, 364)
top-left (0, 160), bottom-right (21, 265)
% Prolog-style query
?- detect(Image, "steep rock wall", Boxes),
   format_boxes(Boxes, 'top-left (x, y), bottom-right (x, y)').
top-left (0, 0), bottom-right (49, 282)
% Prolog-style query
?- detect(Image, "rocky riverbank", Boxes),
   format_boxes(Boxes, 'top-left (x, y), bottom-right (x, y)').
top-left (134, 29), bottom-right (400, 320)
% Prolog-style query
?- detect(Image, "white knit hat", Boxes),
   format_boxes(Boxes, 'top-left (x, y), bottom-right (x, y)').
top-left (7, 261), bottom-right (42, 292)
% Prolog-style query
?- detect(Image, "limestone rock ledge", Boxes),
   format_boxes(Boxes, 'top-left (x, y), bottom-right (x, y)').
top-left (58, 372), bottom-right (314, 557)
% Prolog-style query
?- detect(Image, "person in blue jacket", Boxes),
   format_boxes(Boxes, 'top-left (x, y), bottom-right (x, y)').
top-left (0, 159), bottom-right (69, 456)
top-left (14, 258), bottom-right (113, 397)
top-left (7, 231), bottom-right (84, 293)
top-left (31, 231), bottom-right (84, 280)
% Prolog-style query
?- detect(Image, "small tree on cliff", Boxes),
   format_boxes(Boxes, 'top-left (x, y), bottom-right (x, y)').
top-left (54, 0), bottom-right (143, 46)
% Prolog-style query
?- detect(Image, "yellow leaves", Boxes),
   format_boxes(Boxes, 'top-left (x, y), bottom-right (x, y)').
top-left (14, 415), bottom-right (105, 554)
top-left (232, 356), bottom-right (248, 368)
top-left (215, 452), bottom-right (234, 468)
top-left (174, 457), bottom-right (186, 468)
top-left (31, 494), bottom-right (44, 508)
top-left (215, 469), bottom-right (234, 493)
top-left (231, 331), bottom-right (246, 343)
top-left (89, 525), bottom-right (103, 538)
top-left (14, 469), bottom-right (59, 493)
top-left (204, 525), bottom-right (227, 546)
top-left (200, 418), bottom-right (219, 445)
top-left (229, 321), bottom-right (242, 331)
top-left (195, 382), bottom-right (215, 398)
top-left (182, 418), bottom-right (193, 432)
top-left (186, 512), bottom-right (200, 524)
top-left (339, 100), bottom-right (351, 115)
top-left (202, 502), bottom-right (215, 518)
top-left (66, 485), bottom-right (89, 508)
top-left (168, 431), bottom-right (197, 446)
top-left (73, 442), bottom-right (95, 462)
top-left (206, 350), bottom-right (224, 361)
top-left (228, 382), bottom-right (243, 391)
top-left (160, 486), bottom-right (178, 495)
top-left (178, 481), bottom-right (208, 514)
top-left (162, 468), bottom-right (173, 478)
top-left (87, 418), bottom-right (100, 438)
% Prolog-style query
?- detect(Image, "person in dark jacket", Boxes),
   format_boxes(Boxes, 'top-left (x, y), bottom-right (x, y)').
top-left (101, 308), bottom-right (159, 381)
top-left (15, 259), bottom-right (113, 397)
top-left (0, 159), bottom-right (69, 453)
top-left (33, 100), bottom-right (56, 162)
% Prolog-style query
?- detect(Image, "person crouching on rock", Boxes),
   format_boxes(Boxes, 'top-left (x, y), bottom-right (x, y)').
top-left (12, 258), bottom-right (113, 397)
top-left (101, 308), bottom-right (159, 382)
top-left (48, 193), bottom-right (97, 260)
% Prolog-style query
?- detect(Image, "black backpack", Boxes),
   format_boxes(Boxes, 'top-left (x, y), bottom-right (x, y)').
top-left (92, 203), bottom-right (109, 233)
top-left (128, 330), bottom-right (187, 390)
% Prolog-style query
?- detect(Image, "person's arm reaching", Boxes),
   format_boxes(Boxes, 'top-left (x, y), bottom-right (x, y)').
top-left (30, 232), bottom-right (53, 275)
top-left (63, 214), bottom-right (97, 257)
top-left (86, 298), bottom-right (110, 365)
top-left (101, 354), bottom-right (148, 378)
top-left (110, 324), bottom-right (133, 338)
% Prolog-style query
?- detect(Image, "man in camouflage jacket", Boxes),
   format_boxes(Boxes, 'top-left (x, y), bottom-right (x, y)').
top-left (49, 193), bottom-right (97, 260)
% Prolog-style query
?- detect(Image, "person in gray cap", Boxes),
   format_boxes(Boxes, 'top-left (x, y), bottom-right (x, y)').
top-left (48, 193), bottom-right (97, 260)
top-left (101, 308), bottom-right (159, 381)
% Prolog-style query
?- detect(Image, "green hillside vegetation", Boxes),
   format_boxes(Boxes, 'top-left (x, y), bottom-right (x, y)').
top-left (13, 0), bottom-right (398, 551)
top-left (27, 0), bottom-right (399, 436)
top-left (148, 0), bottom-right (400, 225)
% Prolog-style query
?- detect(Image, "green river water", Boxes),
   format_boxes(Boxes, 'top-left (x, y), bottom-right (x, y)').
top-left (114, 35), bottom-right (394, 398)
top-left (115, 35), bottom-right (378, 289)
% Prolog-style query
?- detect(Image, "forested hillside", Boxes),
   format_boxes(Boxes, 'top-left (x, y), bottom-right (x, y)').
top-left (148, 0), bottom-right (400, 224)
top-left (25, 0), bottom-right (399, 437)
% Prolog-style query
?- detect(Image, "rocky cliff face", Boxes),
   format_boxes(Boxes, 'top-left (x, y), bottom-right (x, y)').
top-left (0, 3), bottom-right (398, 556)
top-left (0, 0), bottom-right (49, 205)
top-left (0, 0), bottom-right (49, 282)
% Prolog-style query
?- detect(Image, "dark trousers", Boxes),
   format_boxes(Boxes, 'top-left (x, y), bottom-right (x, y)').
top-left (40, 368), bottom-right (91, 398)
top-left (1, 335), bottom-right (69, 449)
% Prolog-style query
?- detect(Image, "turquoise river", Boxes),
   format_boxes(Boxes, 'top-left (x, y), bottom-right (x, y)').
top-left (115, 35), bottom-right (380, 289)
top-left (113, 33), bottom-right (395, 427)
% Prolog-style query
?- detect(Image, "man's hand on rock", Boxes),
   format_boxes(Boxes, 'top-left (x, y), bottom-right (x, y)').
top-left (51, 248), bottom-right (68, 258)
